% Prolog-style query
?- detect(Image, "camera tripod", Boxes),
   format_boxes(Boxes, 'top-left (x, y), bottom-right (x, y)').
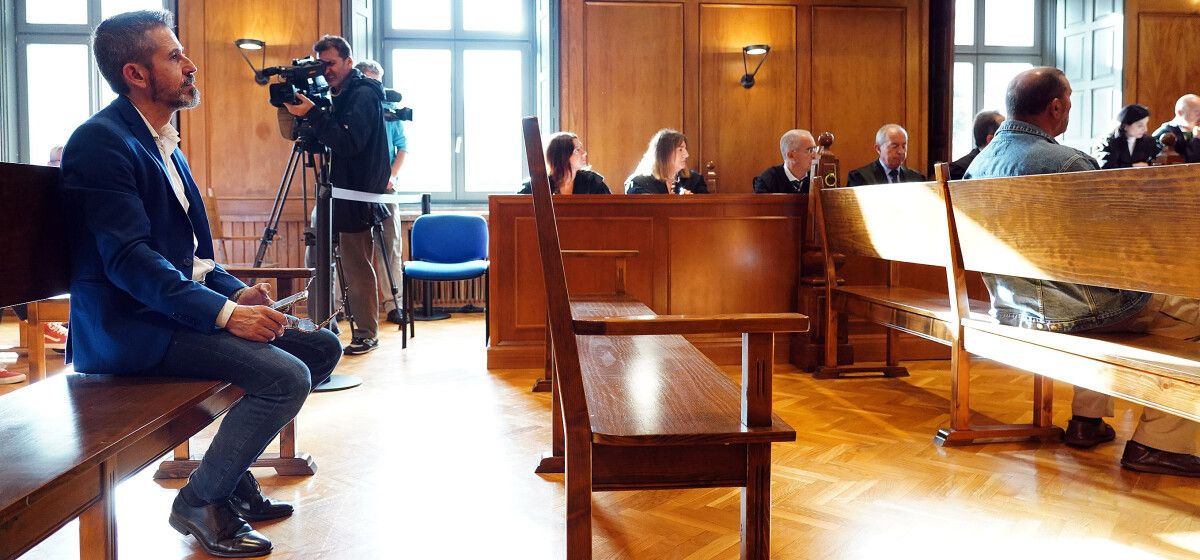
top-left (252, 136), bottom-right (406, 390)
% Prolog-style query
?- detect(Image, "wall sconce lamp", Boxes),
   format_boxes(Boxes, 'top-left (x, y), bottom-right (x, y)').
top-left (740, 44), bottom-right (771, 89)
top-left (234, 38), bottom-right (270, 85)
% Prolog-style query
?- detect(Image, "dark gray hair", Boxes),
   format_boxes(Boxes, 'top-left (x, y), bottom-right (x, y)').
top-left (92, 10), bottom-right (174, 95)
top-left (972, 110), bottom-right (1004, 148)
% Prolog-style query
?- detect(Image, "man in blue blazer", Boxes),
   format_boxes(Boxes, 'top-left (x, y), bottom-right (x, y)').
top-left (62, 11), bottom-right (341, 557)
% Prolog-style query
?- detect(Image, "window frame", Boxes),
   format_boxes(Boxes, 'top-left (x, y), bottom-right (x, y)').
top-left (952, 0), bottom-right (1055, 159)
top-left (5, 0), bottom-right (174, 164)
top-left (380, 0), bottom-right (538, 203)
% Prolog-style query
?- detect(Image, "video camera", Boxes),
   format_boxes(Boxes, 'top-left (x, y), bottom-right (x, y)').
top-left (264, 56), bottom-right (332, 110)
top-left (383, 89), bottom-right (413, 122)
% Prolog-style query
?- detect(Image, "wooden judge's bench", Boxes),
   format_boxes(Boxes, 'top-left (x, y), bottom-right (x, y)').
top-left (486, 138), bottom-right (992, 372)
top-left (487, 194), bottom-right (807, 368)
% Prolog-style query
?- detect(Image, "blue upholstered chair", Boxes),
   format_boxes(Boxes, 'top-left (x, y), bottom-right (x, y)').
top-left (402, 214), bottom-right (490, 343)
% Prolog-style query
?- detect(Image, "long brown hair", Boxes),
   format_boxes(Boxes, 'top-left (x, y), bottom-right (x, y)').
top-left (545, 132), bottom-right (578, 192)
top-left (632, 129), bottom-right (689, 182)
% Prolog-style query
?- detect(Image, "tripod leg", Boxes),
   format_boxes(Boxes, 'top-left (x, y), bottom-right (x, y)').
top-left (333, 238), bottom-right (359, 338)
top-left (253, 144), bottom-right (304, 271)
top-left (372, 224), bottom-right (405, 348)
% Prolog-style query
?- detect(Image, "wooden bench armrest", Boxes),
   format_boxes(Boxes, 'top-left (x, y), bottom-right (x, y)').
top-left (223, 267), bottom-right (315, 279)
top-left (573, 313), bottom-right (809, 336)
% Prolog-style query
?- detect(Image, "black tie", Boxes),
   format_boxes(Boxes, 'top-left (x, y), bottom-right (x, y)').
top-left (888, 169), bottom-right (899, 183)
top-left (790, 179), bottom-right (804, 192)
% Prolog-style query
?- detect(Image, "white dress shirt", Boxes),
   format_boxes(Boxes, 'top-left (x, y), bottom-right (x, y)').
top-left (134, 106), bottom-right (237, 328)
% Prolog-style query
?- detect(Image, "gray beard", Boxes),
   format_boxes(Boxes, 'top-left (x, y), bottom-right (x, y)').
top-left (150, 73), bottom-right (200, 110)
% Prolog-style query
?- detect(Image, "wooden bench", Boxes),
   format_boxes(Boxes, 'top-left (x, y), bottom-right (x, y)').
top-left (947, 164), bottom-right (1200, 432)
top-left (522, 117), bottom-right (809, 559)
top-left (812, 164), bottom-right (1063, 445)
top-left (0, 162), bottom-right (313, 559)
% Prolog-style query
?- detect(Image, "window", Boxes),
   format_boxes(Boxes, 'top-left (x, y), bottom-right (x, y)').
top-left (9, 0), bottom-right (169, 164)
top-left (952, 0), bottom-right (1052, 159)
top-left (382, 0), bottom-right (537, 202)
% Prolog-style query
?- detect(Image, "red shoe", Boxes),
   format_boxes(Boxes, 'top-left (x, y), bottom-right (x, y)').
top-left (0, 367), bottom-right (27, 385)
top-left (42, 322), bottom-right (68, 345)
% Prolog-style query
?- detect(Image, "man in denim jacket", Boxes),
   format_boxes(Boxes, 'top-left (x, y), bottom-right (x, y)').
top-left (965, 67), bottom-right (1200, 477)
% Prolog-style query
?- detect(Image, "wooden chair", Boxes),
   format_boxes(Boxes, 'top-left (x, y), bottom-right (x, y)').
top-left (523, 116), bottom-right (808, 559)
top-left (949, 163), bottom-right (1200, 428)
top-left (812, 163), bottom-right (1063, 445)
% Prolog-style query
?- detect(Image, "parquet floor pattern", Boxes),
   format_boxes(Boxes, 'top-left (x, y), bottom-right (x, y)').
top-left (3, 315), bottom-right (1199, 559)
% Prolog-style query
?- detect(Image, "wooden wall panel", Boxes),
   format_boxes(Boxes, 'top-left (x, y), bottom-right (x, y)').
top-left (1131, 12), bottom-right (1200, 131)
top-left (811, 6), bottom-right (911, 183)
top-left (178, 0), bottom-right (341, 268)
top-left (582, 2), bottom-right (685, 186)
top-left (698, 4), bottom-right (797, 193)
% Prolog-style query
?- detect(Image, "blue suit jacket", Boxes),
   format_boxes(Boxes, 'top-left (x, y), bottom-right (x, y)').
top-left (61, 96), bottom-right (246, 374)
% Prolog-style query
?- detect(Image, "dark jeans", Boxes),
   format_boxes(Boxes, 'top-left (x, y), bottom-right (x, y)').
top-left (147, 325), bottom-right (342, 503)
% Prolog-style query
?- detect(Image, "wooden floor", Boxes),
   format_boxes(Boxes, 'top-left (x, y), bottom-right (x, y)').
top-left (3, 314), bottom-right (1200, 559)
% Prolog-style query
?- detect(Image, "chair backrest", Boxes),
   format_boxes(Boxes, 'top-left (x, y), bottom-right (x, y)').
top-left (410, 214), bottom-right (489, 264)
top-left (521, 116), bottom-right (591, 437)
top-left (949, 164), bottom-right (1200, 298)
top-left (0, 162), bottom-right (70, 308)
top-left (818, 179), bottom-right (952, 267)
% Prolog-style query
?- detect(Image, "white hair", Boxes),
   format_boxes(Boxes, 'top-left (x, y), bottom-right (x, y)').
top-left (875, 124), bottom-right (908, 146)
top-left (1176, 94), bottom-right (1200, 114)
top-left (355, 59), bottom-right (384, 78)
top-left (779, 129), bottom-right (815, 159)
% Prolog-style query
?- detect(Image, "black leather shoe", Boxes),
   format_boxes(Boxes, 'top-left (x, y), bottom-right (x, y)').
top-left (387, 309), bottom-right (405, 325)
top-left (169, 492), bottom-right (272, 558)
top-left (1121, 440), bottom-right (1200, 478)
top-left (229, 470), bottom-right (294, 521)
top-left (1063, 418), bottom-right (1116, 448)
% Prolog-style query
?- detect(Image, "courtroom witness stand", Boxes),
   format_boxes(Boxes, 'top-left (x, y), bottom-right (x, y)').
top-left (964, 66), bottom-right (1200, 477)
top-left (845, 124), bottom-right (925, 186)
top-left (1093, 104), bottom-right (1161, 169)
top-left (624, 128), bottom-right (709, 194)
top-left (63, 11), bottom-right (342, 557)
top-left (1152, 94), bottom-right (1200, 163)
top-left (518, 132), bottom-right (611, 195)
top-left (948, 110), bottom-right (1003, 180)
top-left (752, 129), bottom-right (817, 194)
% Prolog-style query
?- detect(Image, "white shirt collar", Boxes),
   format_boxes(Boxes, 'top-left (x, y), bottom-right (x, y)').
top-left (782, 164), bottom-right (801, 183)
top-left (131, 103), bottom-right (181, 150)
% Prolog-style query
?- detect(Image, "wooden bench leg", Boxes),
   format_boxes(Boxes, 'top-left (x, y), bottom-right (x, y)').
top-left (1033, 374), bottom-right (1055, 427)
top-left (536, 363), bottom-right (565, 474)
top-left (154, 419), bottom-right (316, 478)
top-left (565, 440), bottom-right (592, 560)
top-left (532, 323), bottom-right (553, 392)
top-left (79, 462), bottom-right (117, 560)
top-left (27, 302), bottom-right (46, 383)
top-left (934, 343), bottom-right (1064, 446)
top-left (740, 334), bottom-right (773, 559)
top-left (741, 444), bottom-right (771, 560)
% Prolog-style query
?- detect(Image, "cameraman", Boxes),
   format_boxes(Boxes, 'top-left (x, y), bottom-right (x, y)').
top-left (285, 35), bottom-right (390, 355)
top-left (355, 59), bottom-right (408, 325)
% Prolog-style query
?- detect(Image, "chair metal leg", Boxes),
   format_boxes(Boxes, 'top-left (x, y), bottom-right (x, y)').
top-left (484, 271), bottom-right (490, 346)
